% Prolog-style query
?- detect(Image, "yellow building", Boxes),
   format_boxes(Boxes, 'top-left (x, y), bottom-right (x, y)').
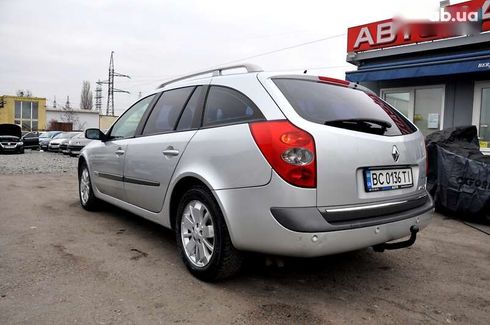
top-left (99, 115), bottom-right (118, 131)
top-left (0, 95), bottom-right (47, 131)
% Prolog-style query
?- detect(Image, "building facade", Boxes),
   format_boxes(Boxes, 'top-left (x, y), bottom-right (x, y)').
top-left (0, 95), bottom-right (46, 131)
top-left (345, 0), bottom-right (490, 152)
top-left (46, 108), bottom-right (100, 131)
top-left (99, 115), bottom-right (118, 131)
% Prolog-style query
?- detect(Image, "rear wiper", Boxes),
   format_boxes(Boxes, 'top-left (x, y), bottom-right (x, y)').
top-left (324, 118), bottom-right (392, 129)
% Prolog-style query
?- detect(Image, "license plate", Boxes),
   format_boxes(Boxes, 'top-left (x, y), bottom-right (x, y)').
top-left (364, 167), bottom-right (413, 192)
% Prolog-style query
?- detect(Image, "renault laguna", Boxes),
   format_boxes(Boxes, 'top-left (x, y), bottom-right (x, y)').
top-left (78, 64), bottom-right (433, 281)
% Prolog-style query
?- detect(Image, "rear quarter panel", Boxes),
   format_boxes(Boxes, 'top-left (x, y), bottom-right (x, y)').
top-left (172, 123), bottom-right (272, 190)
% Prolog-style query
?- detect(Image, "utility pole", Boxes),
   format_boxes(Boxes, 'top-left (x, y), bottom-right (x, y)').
top-left (65, 96), bottom-right (71, 109)
top-left (105, 51), bottom-right (130, 116)
top-left (95, 80), bottom-right (103, 114)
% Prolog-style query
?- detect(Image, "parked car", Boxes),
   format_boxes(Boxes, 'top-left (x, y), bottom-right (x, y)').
top-left (79, 64), bottom-right (433, 281)
top-left (0, 124), bottom-right (24, 154)
top-left (39, 131), bottom-right (62, 151)
top-left (48, 132), bottom-right (80, 152)
top-left (65, 133), bottom-right (93, 156)
top-left (21, 131), bottom-right (40, 150)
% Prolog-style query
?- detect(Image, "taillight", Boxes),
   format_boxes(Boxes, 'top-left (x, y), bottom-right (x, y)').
top-left (318, 76), bottom-right (350, 87)
top-left (249, 120), bottom-right (316, 188)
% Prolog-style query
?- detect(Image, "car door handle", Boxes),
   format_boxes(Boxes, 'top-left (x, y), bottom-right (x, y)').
top-left (162, 146), bottom-right (179, 157)
top-left (115, 149), bottom-right (125, 156)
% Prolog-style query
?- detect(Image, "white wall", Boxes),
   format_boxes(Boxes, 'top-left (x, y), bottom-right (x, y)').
top-left (46, 109), bottom-right (99, 131)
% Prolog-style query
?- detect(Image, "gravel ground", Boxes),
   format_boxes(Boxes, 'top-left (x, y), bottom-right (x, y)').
top-left (0, 150), bottom-right (77, 175)
top-left (0, 153), bottom-right (489, 324)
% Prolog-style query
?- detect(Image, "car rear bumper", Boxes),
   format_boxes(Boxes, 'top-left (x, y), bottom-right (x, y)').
top-left (270, 194), bottom-right (433, 233)
top-left (215, 172), bottom-right (433, 257)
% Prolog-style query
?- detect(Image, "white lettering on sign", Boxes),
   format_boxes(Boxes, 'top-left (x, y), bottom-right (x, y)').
top-left (354, 27), bottom-right (374, 49)
top-left (483, 0), bottom-right (490, 20)
top-left (478, 63), bottom-right (490, 69)
top-left (377, 22), bottom-right (396, 44)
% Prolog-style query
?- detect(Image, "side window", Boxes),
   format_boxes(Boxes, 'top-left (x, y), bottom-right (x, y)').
top-left (110, 95), bottom-right (155, 139)
top-left (143, 87), bottom-right (194, 135)
top-left (203, 86), bottom-right (264, 127)
top-left (176, 86), bottom-right (205, 131)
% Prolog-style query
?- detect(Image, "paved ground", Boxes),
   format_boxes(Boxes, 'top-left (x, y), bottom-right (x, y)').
top-left (0, 150), bottom-right (77, 175)
top-left (0, 153), bottom-right (489, 324)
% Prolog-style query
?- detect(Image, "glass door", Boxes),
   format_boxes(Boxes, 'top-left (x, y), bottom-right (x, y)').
top-left (472, 81), bottom-right (490, 152)
top-left (384, 91), bottom-right (413, 120)
top-left (382, 86), bottom-right (445, 136)
top-left (413, 88), bottom-right (444, 136)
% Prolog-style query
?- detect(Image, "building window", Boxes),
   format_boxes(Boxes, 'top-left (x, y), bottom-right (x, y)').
top-left (381, 86), bottom-right (445, 136)
top-left (14, 101), bottom-right (39, 131)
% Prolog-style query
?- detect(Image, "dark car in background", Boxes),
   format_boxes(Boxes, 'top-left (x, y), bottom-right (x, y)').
top-left (21, 131), bottom-right (40, 150)
top-left (39, 131), bottom-right (62, 151)
top-left (0, 124), bottom-right (24, 154)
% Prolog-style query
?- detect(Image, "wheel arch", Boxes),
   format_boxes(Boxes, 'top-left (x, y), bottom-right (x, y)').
top-left (78, 155), bottom-right (87, 176)
top-left (168, 174), bottom-right (221, 231)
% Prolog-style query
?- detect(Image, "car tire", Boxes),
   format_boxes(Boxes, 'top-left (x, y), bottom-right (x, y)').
top-left (18, 148), bottom-right (24, 154)
top-left (175, 185), bottom-right (243, 281)
top-left (78, 162), bottom-right (100, 211)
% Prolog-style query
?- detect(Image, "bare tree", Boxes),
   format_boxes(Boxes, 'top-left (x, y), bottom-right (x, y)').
top-left (80, 81), bottom-right (93, 110)
top-left (62, 96), bottom-right (80, 128)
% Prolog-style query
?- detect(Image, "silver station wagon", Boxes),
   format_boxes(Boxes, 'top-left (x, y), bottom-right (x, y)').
top-left (79, 64), bottom-right (433, 281)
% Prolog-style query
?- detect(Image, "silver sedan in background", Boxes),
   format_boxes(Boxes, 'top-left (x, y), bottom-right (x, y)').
top-left (65, 133), bottom-right (93, 156)
top-left (48, 132), bottom-right (81, 152)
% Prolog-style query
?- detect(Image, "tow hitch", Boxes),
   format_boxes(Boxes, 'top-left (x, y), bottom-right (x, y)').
top-left (373, 225), bottom-right (419, 252)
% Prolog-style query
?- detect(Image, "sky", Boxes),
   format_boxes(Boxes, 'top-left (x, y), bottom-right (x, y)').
top-left (0, 0), bottom-right (463, 115)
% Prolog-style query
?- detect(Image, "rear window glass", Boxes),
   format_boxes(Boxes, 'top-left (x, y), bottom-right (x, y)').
top-left (273, 78), bottom-right (416, 136)
top-left (203, 86), bottom-right (264, 127)
top-left (143, 87), bottom-right (194, 135)
top-left (176, 86), bottom-right (205, 131)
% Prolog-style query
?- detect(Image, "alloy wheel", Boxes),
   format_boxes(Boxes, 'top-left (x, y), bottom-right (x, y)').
top-left (80, 168), bottom-right (90, 205)
top-left (180, 200), bottom-right (215, 268)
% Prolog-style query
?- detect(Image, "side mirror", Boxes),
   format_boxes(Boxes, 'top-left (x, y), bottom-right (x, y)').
top-left (85, 128), bottom-right (107, 141)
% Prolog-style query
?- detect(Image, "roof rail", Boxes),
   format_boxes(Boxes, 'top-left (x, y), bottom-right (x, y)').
top-left (158, 63), bottom-right (263, 89)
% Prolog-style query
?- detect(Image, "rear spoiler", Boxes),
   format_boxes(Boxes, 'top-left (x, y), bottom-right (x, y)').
top-left (269, 74), bottom-right (376, 95)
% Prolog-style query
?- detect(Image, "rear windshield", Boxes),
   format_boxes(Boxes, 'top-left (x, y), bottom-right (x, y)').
top-left (273, 78), bottom-right (416, 136)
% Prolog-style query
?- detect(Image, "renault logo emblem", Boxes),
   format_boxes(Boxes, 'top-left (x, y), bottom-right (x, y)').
top-left (392, 145), bottom-right (400, 162)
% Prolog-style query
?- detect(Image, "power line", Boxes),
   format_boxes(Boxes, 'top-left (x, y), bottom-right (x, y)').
top-left (155, 33), bottom-right (346, 85)
top-left (208, 33), bottom-right (346, 68)
top-left (112, 33), bottom-right (347, 96)
top-left (104, 51), bottom-right (130, 116)
top-left (95, 80), bottom-right (103, 113)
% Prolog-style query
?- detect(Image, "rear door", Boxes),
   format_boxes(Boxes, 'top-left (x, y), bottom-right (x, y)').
top-left (90, 95), bottom-right (156, 200)
top-left (264, 76), bottom-right (426, 207)
top-left (123, 86), bottom-right (205, 212)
